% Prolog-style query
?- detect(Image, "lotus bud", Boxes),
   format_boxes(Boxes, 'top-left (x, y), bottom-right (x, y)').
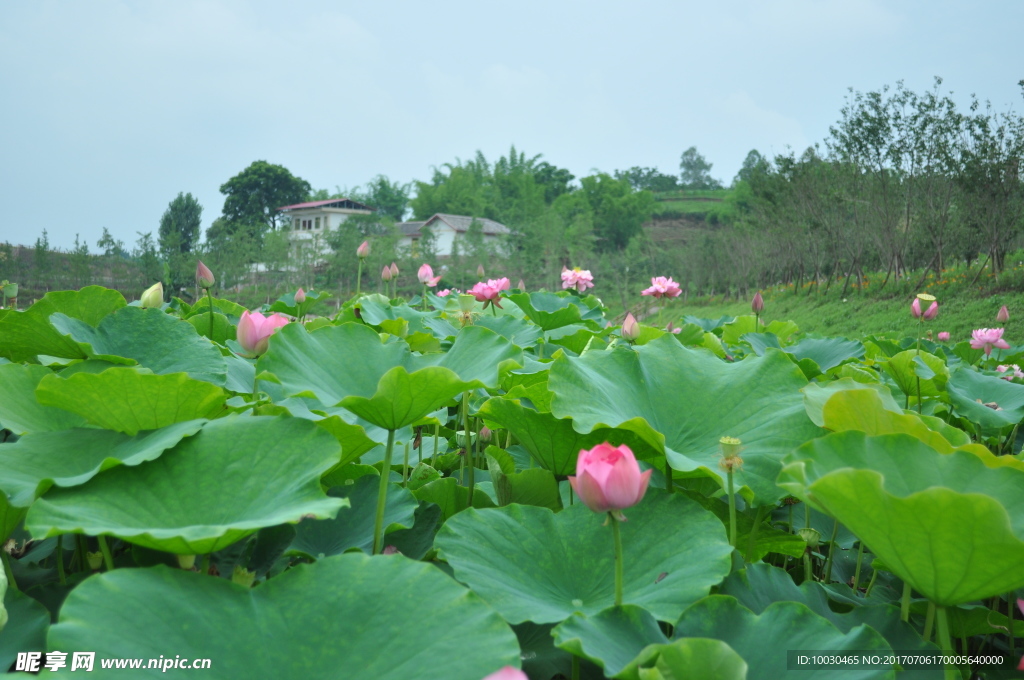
top-left (719, 436), bottom-right (743, 471)
top-left (140, 282), bottom-right (163, 308)
top-left (751, 291), bottom-right (764, 314)
top-left (568, 443), bottom-right (651, 514)
top-left (479, 427), bottom-right (492, 442)
top-left (923, 300), bottom-right (938, 321)
top-left (231, 565), bottom-right (256, 588)
top-left (477, 264), bottom-right (485, 278)
top-left (910, 298), bottom-right (922, 318)
top-left (997, 305), bottom-right (1009, 323)
top-left (176, 554), bottom-right (196, 570)
top-left (382, 545), bottom-right (401, 555)
top-left (798, 527), bottom-right (821, 549)
top-left (389, 262), bottom-right (399, 278)
top-left (517, 279), bottom-right (525, 290)
top-left (381, 265), bottom-right (392, 282)
top-left (294, 287), bottom-right (306, 304)
top-left (621, 313), bottom-right (641, 342)
top-left (196, 260), bottom-right (215, 289)
top-left (937, 331), bottom-right (950, 341)
top-left (87, 551), bottom-right (103, 571)
top-left (481, 668), bottom-right (529, 680)
top-left (357, 240), bottom-right (370, 259)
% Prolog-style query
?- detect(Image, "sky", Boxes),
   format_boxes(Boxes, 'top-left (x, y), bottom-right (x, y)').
top-left (1, 0), bottom-right (1022, 251)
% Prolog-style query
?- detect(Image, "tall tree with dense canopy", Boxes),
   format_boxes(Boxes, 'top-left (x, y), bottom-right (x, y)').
top-left (219, 161), bottom-right (312, 237)
top-left (159, 192), bottom-right (203, 295)
top-left (679, 146), bottom-right (723, 190)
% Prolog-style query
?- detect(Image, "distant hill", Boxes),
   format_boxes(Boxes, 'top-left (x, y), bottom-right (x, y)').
top-left (650, 188), bottom-right (729, 218)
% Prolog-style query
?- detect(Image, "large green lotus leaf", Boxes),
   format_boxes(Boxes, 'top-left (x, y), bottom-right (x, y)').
top-left (0, 286), bottom-right (126, 362)
top-left (723, 316), bottom-right (798, 346)
top-left (186, 310), bottom-right (236, 344)
top-left (359, 297), bottom-right (441, 336)
top-left (289, 475), bottom-right (418, 558)
top-left (0, 364), bottom-right (87, 434)
top-left (880, 350), bottom-right (948, 402)
top-left (44, 554), bottom-right (520, 679)
top-left (802, 378), bottom-right (900, 428)
top-left (821, 389), bottom-right (991, 456)
top-left (0, 496), bottom-right (25, 544)
top-left (428, 325), bottom-right (523, 387)
top-left (272, 397), bottom-right (380, 464)
top-left (785, 337), bottom-right (865, 372)
top-left (683, 315), bottom-right (734, 332)
top-left (411, 477), bottom-right (497, 520)
top-left (36, 369), bottom-right (227, 435)
top-left (478, 397), bottom-right (657, 475)
top-left (49, 305), bottom-right (227, 386)
top-left (778, 431), bottom-right (1024, 605)
top-left (0, 588), bottom-right (49, 669)
top-left (507, 291), bottom-right (601, 331)
top-left (435, 490), bottom-right (732, 624)
top-left (634, 639), bottom-right (748, 680)
top-left (0, 421), bottom-right (206, 508)
top-left (26, 415), bottom-right (347, 554)
top-left (474, 314), bottom-right (543, 347)
top-left (947, 365), bottom-right (1024, 433)
top-left (672, 596), bottom-right (894, 680)
top-left (339, 365), bottom-right (477, 430)
top-left (552, 605), bottom-right (670, 679)
top-left (549, 338), bottom-right (822, 505)
top-left (183, 295), bottom-right (248, 322)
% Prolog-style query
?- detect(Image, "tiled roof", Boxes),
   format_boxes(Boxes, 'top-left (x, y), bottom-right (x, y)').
top-left (425, 213), bottom-right (509, 235)
top-left (277, 198), bottom-right (374, 211)
top-left (397, 221), bottom-right (426, 236)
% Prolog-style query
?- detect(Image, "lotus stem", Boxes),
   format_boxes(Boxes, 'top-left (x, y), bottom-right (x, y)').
top-left (206, 289), bottom-right (214, 340)
top-left (372, 429), bottom-right (397, 555)
top-left (664, 458), bottom-right (673, 493)
top-left (727, 468), bottom-right (738, 548)
top-left (864, 568), bottom-right (878, 597)
top-left (1, 552), bottom-right (17, 592)
top-left (609, 512), bottom-right (624, 607)
top-left (901, 581), bottom-right (912, 622)
top-left (56, 535), bottom-right (66, 585)
top-left (422, 284), bottom-right (428, 311)
top-left (432, 424), bottom-right (440, 468)
top-left (1010, 594), bottom-right (1017, 657)
top-left (852, 541), bottom-right (864, 591)
top-left (462, 392), bottom-right (475, 507)
top-left (355, 259), bottom-right (362, 297)
top-left (571, 656), bottom-right (580, 680)
top-left (935, 606), bottom-right (956, 680)
top-left (803, 553), bottom-right (813, 583)
top-left (402, 440), bottom-right (410, 486)
top-left (97, 535), bottom-right (114, 572)
top-left (923, 601), bottom-right (935, 642)
top-left (491, 303), bottom-right (497, 317)
top-left (822, 519), bottom-right (839, 583)
top-left (200, 553), bottom-right (210, 574)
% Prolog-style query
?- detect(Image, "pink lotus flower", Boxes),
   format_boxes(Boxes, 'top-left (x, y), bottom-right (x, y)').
top-left (561, 266), bottom-right (595, 293)
top-left (195, 260), bottom-right (215, 289)
top-left (294, 288), bottom-right (306, 304)
top-left (621, 313), bottom-right (640, 342)
top-left (469, 278), bottom-right (510, 309)
top-left (937, 331), bottom-right (950, 341)
top-left (997, 364), bottom-right (1024, 380)
top-left (357, 241), bottom-right (370, 258)
top-left (480, 668), bottom-right (528, 680)
top-left (997, 305), bottom-right (1010, 323)
top-left (666, 322), bottom-right (682, 335)
top-left (751, 291), bottom-right (764, 314)
top-left (381, 265), bottom-right (392, 282)
top-left (418, 264), bottom-right (442, 287)
top-left (641, 276), bottom-right (682, 299)
top-left (389, 262), bottom-right (399, 278)
top-left (237, 310), bottom-right (289, 356)
top-left (971, 328), bottom-right (1010, 356)
top-left (569, 443), bottom-right (651, 515)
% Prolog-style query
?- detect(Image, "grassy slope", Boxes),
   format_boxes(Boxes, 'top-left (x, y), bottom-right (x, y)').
top-left (661, 288), bottom-right (1024, 343)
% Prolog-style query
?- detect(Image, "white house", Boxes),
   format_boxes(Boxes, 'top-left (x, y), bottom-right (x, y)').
top-left (278, 197), bottom-right (375, 256)
top-left (397, 213), bottom-right (510, 257)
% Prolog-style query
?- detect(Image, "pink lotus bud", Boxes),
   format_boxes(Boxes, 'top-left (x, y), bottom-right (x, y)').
top-left (751, 291), bottom-right (764, 314)
top-left (140, 282), bottom-right (164, 308)
top-left (568, 443), bottom-right (651, 514)
top-left (481, 668), bottom-right (528, 680)
top-left (418, 263), bottom-right (442, 287)
top-left (237, 310), bottom-right (290, 356)
top-left (381, 265), bottom-right (392, 282)
top-left (517, 279), bottom-right (525, 290)
top-left (382, 545), bottom-right (400, 555)
top-left (911, 298), bottom-right (922, 318)
top-left (196, 260), bottom-right (215, 289)
top-left (479, 427), bottom-right (492, 442)
top-left (937, 331), bottom-right (950, 341)
top-left (923, 301), bottom-right (938, 321)
top-left (997, 305), bottom-right (1009, 323)
top-left (621, 313), bottom-right (640, 342)
top-left (294, 288), bottom-right (306, 304)
top-left (389, 262), bottom-right (399, 278)
top-left (477, 264), bottom-right (486, 278)
top-left (357, 240), bottom-right (370, 259)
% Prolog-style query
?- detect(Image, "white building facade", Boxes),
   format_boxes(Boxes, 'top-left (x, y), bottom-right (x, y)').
top-left (397, 213), bottom-right (509, 257)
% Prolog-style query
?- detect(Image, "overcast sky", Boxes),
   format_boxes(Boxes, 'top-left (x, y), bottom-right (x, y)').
top-left (1, 0), bottom-right (1021, 251)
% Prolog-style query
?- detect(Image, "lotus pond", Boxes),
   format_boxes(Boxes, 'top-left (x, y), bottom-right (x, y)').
top-left (0, 284), bottom-right (1022, 679)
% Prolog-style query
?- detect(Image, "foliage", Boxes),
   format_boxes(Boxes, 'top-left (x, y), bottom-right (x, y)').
top-left (219, 160), bottom-right (312, 239)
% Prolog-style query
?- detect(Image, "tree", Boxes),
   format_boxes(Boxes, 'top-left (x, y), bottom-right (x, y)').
top-left (614, 167), bottom-right (679, 192)
top-left (219, 161), bottom-right (312, 238)
top-left (33, 230), bottom-right (50, 289)
top-left (133, 232), bottom-right (163, 287)
top-left (533, 161), bottom-right (576, 203)
top-left (734, 150), bottom-right (769, 185)
top-left (97, 227), bottom-right (127, 257)
top-left (159, 192), bottom-right (203, 294)
top-left (363, 175), bottom-right (411, 221)
top-left (679, 147), bottom-right (722, 189)
top-left (578, 174), bottom-right (655, 252)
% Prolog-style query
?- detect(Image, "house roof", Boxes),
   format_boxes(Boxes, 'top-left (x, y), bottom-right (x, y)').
top-left (397, 221), bottom-right (426, 236)
top-left (423, 213), bottom-right (509, 235)
top-left (277, 198), bottom-right (374, 212)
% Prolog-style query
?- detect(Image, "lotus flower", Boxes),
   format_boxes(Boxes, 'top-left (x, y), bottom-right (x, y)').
top-left (621, 313), bottom-right (640, 342)
top-left (389, 262), bottom-right (399, 278)
top-left (937, 331), bottom-right (950, 342)
top-left (517, 279), bottom-right (525, 290)
top-left (480, 668), bottom-right (528, 680)
top-left (569, 443), bottom-right (651, 515)
top-left (477, 264), bottom-right (485, 278)
top-left (357, 241), bottom-right (370, 258)
top-left (971, 328), bottom-right (1010, 356)
top-left (418, 263), bottom-right (442, 287)
top-left (751, 291), bottom-right (764, 314)
top-left (997, 364), bottom-right (1024, 380)
top-left (641, 276), bottom-right (682, 299)
top-left (294, 288), bottom-right (306, 304)
top-left (923, 300), bottom-right (938, 320)
top-left (997, 305), bottom-right (1010, 323)
top-left (561, 266), bottom-right (595, 293)
top-left (469, 278), bottom-right (510, 309)
top-left (666, 322), bottom-right (682, 334)
top-left (381, 265), bottom-right (392, 282)
top-left (237, 310), bottom-right (289, 356)
top-left (140, 282), bottom-right (163, 309)
top-left (196, 261), bottom-right (215, 289)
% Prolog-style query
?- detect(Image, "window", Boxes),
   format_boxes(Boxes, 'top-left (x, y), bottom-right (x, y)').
top-left (315, 217), bottom-right (321, 230)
